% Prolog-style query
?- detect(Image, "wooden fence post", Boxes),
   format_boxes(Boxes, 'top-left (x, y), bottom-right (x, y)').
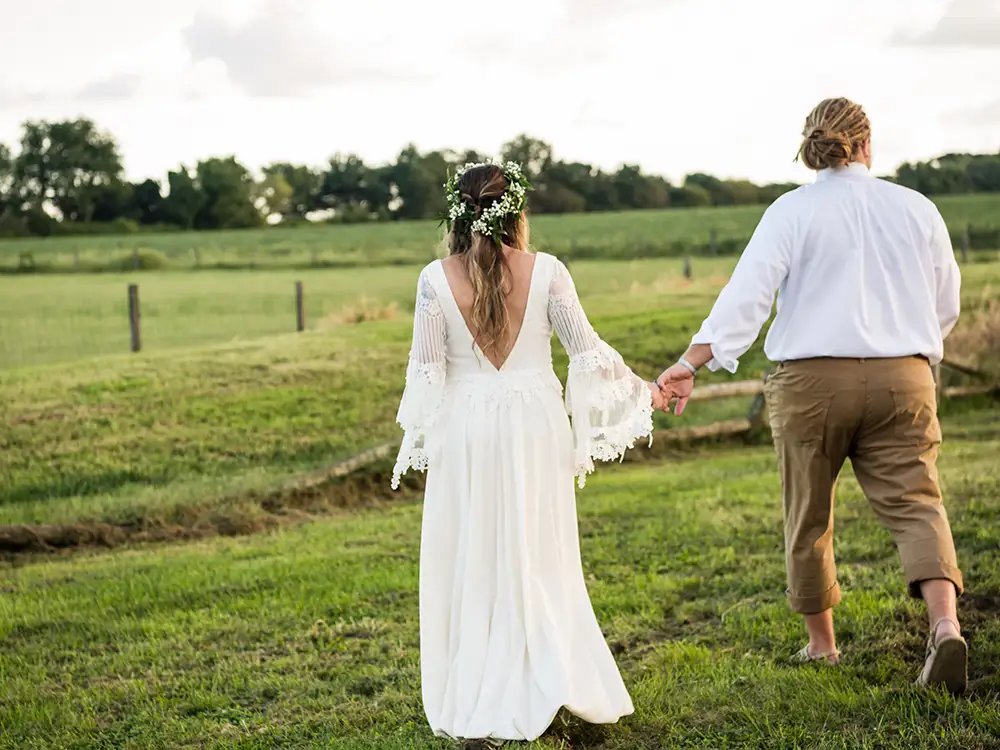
top-left (961, 223), bottom-right (970, 264)
top-left (933, 363), bottom-right (943, 400)
top-left (295, 281), bottom-right (306, 332)
top-left (683, 255), bottom-right (693, 280)
top-left (128, 284), bottom-right (141, 352)
top-left (746, 369), bottom-right (771, 431)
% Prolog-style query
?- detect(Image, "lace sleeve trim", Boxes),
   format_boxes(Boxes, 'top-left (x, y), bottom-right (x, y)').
top-left (567, 343), bottom-right (654, 489)
top-left (391, 359), bottom-right (447, 490)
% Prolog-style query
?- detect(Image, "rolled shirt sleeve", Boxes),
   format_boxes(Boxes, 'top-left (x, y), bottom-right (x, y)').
top-left (692, 197), bottom-right (796, 372)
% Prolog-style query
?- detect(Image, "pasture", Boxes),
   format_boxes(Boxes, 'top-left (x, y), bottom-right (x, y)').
top-left (1, 192), bottom-right (999, 274)
top-left (2, 207), bottom-right (1000, 748)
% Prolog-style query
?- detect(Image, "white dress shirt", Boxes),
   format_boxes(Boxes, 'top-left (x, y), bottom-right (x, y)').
top-left (692, 162), bottom-right (961, 372)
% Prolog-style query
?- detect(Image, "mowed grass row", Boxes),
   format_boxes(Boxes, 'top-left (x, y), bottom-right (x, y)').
top-left (0, 259), bottom-right (757, 529)
top-left (3, 259), bottom-right (1000, 531)
top-left (2, 193), bottom-right (999, 272)
top-left (1, 404), bottom-right (999, 749)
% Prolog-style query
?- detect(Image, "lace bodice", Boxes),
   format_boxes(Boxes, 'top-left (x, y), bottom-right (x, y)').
top-left (392, 252), bottom-right (653, 488)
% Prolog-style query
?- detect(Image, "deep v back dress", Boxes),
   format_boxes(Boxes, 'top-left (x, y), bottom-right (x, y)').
top-left (392, 252), bottom-right (654, 742)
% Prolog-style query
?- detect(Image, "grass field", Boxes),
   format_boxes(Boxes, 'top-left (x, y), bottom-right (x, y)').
top-left (2, 241), bottom-right (999, 747)
top-left (0, 258), bottom-right (759, 529)
top-left (2, 258), bottom-right (999, 532)
top-left (1, 403), bottom-right (999, 749)
top-left (1, 193), bottom-right (999, 273)
top-left (0, 256), bottom-right (747, 369)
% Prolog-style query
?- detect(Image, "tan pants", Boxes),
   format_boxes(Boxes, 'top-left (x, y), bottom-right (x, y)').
top-left (764, 356), bottom-right (963, 614)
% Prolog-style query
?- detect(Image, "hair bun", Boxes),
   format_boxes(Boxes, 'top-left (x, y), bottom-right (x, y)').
top-left (797, 97), bottom-right (871, 171)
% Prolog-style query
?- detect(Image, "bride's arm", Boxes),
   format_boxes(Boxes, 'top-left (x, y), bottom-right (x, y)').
top-left (548, 259), bottom-right (655, 488)
top-left (392, 266), bottom-right (448, 489)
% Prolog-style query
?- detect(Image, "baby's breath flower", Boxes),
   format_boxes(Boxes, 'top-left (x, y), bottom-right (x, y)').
top-left (440, 158), bottom-right (533, 240)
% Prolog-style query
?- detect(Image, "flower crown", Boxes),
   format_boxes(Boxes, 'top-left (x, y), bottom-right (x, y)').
top-left (442, 158), bottom-right (533, 243)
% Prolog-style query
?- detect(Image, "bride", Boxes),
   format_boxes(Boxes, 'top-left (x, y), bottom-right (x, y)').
top-left (392, 159), bottom-right (670, 742)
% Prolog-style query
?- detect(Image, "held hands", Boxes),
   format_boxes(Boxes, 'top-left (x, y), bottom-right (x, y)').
top-left (655, 362), bottom-right (696, 416)
top-left (647, 381), bottom-right (668, 412)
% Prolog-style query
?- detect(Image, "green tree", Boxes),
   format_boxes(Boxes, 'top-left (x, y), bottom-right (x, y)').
top-left (162, 167), bottom-right (205, 229)
top-left (319, 154), bottom-right (370, 214)
top-left (759, 183), bottom-right (798, 204)
top-left (722, 179), bottom-right (760, 206)
top-left (129, 179), bottom-right (164, 225)
top-left (684, 173), bottom-right (729, 205)
top-left (390, 146), bottom-right (448, 220)
top-left (669, 184), bottom-right (712, 207)
top-left (532, 182), bottom-right (587, 214)
top-left (0, 143), bottom-right (15, 217)
top-left (967, 155), bottom-right (1000, 193)
top-left (14, 119), bottom-right (124, 223)
top-left (500, 135), bottom-right (553, 183)
top-left (262, 163), bottom-right (320, 218)
top-left (612, 165), bottom-right (671, 210)
top-left (256, 172), bottom-right (294, 220)
top-left (89, 181), bottom-right (134, 223)
top-left (194, 157), bottom-right (262, 230)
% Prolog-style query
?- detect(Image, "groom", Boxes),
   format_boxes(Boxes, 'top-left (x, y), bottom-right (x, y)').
top-left (657, 97), bottom-right (967, 692)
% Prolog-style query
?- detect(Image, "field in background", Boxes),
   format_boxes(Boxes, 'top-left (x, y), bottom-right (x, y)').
top-left (1, 192), bottom-right (999, 273)
top-left (2, 257), bottom-right (999, 532)
top-left (0, 258), bottom-right (757, 529)
top-left (4, 254), bottom-right (1000, 371)
top-left (2, 236), bottom-right (1000, 747)
top-left (0, 257), bottom-right (745, 369)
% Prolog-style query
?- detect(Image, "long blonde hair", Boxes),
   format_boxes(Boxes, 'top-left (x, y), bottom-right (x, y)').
top-left (446, 164), bottom-right (531, 356)
top-left (796, 97), bottom-right (871, 171)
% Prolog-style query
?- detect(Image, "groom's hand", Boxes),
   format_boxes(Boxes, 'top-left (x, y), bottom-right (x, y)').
top-left (656, 363), bottom-right (694, 416)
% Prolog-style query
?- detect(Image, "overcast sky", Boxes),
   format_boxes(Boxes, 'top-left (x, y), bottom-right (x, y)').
top-left (0, 0), bottom-right (996, 185)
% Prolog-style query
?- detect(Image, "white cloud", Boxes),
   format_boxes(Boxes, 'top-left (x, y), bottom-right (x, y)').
top-left (181, 1), bottom-right (426, 97)
top-left (966, 99), bottom-right (1000, 124)
top-left (76, 74), bottom-right (144, 102)
top-left (893, 0), bottom-right (1000, 48)
top-left (0, 0), bottom-right (994, 186)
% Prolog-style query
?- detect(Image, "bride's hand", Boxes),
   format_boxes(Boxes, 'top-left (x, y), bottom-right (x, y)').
top-left (647, 381), bottom-right (666, 412)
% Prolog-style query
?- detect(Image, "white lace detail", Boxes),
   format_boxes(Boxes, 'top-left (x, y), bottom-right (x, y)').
top-left (547, 258), bottom-right (654, 489)
top-left (566, 342), bottom-right (654, 488)
top-left (415, 292), bottom-right (444, 319)
top-left (548, 291), bottom-right (577, 315)
top-left (451, 370), bottom-right (562, 414)
top-left (392, 266), bottom-right (448, 489)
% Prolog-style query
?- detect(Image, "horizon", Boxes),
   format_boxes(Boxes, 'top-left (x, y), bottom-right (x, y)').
top-left (1, 0), bottom-right (998, 186)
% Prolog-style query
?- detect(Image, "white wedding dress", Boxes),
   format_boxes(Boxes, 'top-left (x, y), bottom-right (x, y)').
top-left (392, 252), bottom-right (653, 742)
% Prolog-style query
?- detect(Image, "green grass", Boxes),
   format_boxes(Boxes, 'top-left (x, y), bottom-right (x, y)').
top-left (1, 404), bottom-right (998, 749)
top-left (2, 193), bottom-right (999, 273)
top-left (0, 259), bottom-right (753, 527)
top-left (2, 245), bottom-right (999, 747)
top-left (3, 258), bottom-right (1000, 531)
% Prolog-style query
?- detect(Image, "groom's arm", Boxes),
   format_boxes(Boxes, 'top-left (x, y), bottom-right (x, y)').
top-left (686, 196), bottom-right (798, 374)
top-left (657, 199), bottom-right (797, 414)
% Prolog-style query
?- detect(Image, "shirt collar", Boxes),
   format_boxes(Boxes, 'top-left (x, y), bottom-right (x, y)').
top-left (815, 161), bottom-right (872, 182)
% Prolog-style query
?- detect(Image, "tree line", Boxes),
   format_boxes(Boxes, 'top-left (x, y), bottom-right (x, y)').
top-left (0, 118), bottom-right (997, 238)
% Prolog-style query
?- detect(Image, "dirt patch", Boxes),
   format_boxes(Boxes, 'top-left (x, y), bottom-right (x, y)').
top-left (0, 461), bottom-right (426, 561)
top-left (0, 428), bottom-right (765, 562)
